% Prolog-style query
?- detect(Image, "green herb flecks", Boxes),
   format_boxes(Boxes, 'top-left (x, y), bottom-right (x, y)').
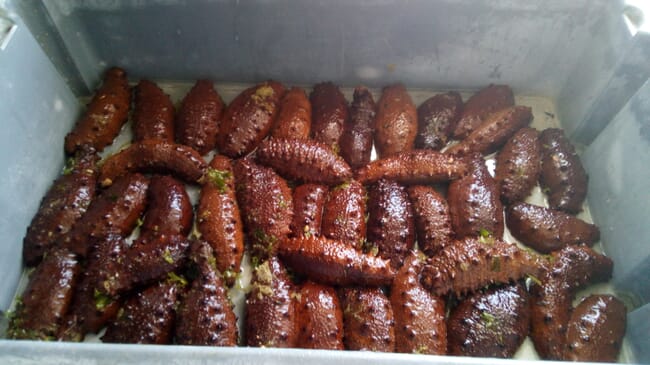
top-left (207, 255), bottom-right (218, 270)
top-left (303, 225), bottom-right (312, 238)
top-left (521, 245), bottom-right (553, 263)
top-left (332, 181), bottom-right (351, 191)
top-left (205, 167), bottom-right (232, 193)
top-left (222, 268), bottom-right (237, 281)
top-left (480, 311), bottom-right (504, 344)
top-left (4, 297), bottom-right (21, 329)
top-left (162, 248), bottom-right (174, 264)
top-left (62, 157), bottom-right (76, 175)
top-left (93, 289), bottom-right (112, 311)
top-left (358, 237), bottom-right (367, 250)
top-left (515, 166), bottom-right (527, 178)
top-left (252, 229), bottom-right (278, 249)
top-left (167, 272), bottom-right (188, 287)
top-left (277, 196), bottom-right (289, 209)
top-left (525, 273), bottom-right (543, 290)
top-left (362, 239), bottom-right (379, 256)
top-left (198, 210), bottom-right (212, 223)
top-left (478, 228), bottom-right (495, 246)
top-left (480, 311), bottom-right (497, 328)
top-left (331, 142), bottom-right (340, 155)
top-left (344, 303), bottom-right (363, 321)
top-left (6, 324), bottom-right (56, 341)
top-left (190, 223), bottom-right (202, 240)
top-left (12, 296), bottom-right (23, 310)
top-left (416, 250), bottom-right (428, 262)
top-left (250, 255), bottom-right (261, 269)
top-left (4, 309), bottom-right (15, 321)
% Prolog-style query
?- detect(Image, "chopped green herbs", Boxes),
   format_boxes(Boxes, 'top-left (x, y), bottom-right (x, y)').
top-left (207, 255), bottom-right (218, 270)
top-left (190, 223), bottom-right (202, 240)
top-left (277, 196), bottom-right (289, 209)
top-left (205, 168), bottom-right (232, 193)
top-left (478, 228), bottom-right (495, 245)
top-left (250, 255), bottom-right (260, 268)
top-left (332, 181), bottom-right (351, 191)
top-left (525, 273), bottom-right (542, 290)
top-left (303, 225), bottom-right (312, 238)
top-left (167, 272), bottom-right (188, 287)
top-left (162, 248), bottom-right (174, 264)
top-left (480, 311), bottom-right (497, 328)
top-left (93, 289), bottom-right (112, 311)
top-left (253, 229), bottom-right (277, 246)
top-left (362, 239), bottom-right (379, 256)
top-left (480, 311), bottom-right (505, 344)
top-left (416, 250), bottom-right (428, 262)
top-left (222, 268), bottom-right (237, 281)
top-left (331, 143), bottom-right (340, 155)
top-left (62, 157), bottom-right (76, 175)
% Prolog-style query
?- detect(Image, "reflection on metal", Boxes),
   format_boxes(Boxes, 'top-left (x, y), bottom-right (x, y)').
top-left (624, 0), bottom-right (648, 35)
top-left (0, 10), bottom-right (17, 50)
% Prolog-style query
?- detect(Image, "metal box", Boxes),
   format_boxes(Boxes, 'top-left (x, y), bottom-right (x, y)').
top-left (1, 1), bottom-right (648, 363)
